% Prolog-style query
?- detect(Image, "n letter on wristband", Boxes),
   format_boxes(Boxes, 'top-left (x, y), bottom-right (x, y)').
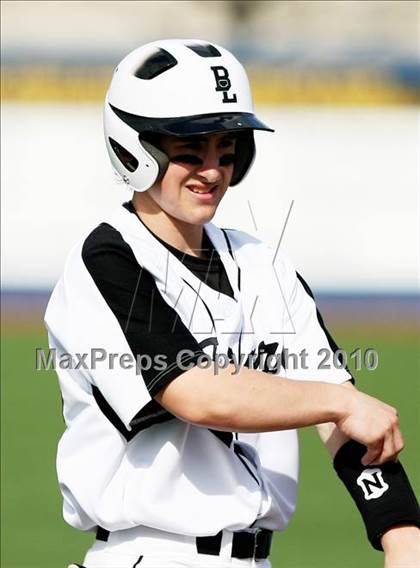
top-left (333, 440), bottom-right (420, 550)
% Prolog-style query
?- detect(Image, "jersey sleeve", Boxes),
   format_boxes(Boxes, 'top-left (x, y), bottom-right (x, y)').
top-left (275, 252), bottom-right (354, 384)
top-left (45, 223), bottom-right (204, 431)
top-left (82, 223), bottom-right (204, 394)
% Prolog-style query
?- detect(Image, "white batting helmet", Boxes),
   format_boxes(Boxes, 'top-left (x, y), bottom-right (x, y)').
top-left (104, 39), bottom-right (274, 192)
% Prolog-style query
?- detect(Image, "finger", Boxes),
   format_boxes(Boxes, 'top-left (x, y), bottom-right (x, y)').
top-left (378, 418), bottom-right (404, 464)
top-left (390, 425), bottom-right (405, 462)
top-left (382, 402), bottom-right (398, 415)
top-left (361, 441), bottom-right (383, 466)
top-left (372, 429), bottom-right (395, 465)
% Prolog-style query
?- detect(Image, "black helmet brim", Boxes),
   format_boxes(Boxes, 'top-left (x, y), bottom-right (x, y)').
top-left (110, 104), bottom-right (274, 136)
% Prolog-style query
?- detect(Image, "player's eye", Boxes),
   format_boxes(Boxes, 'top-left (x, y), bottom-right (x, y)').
top-left (219, 153), bottom-right (235, 167)
top-left (171, 154), bottom-right (203, 165)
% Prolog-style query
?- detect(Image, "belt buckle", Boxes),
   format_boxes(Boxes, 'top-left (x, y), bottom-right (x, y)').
top-left (253, 528), bottom-right (272, 560)
top-left (253, 528), bottom-right (263, 560)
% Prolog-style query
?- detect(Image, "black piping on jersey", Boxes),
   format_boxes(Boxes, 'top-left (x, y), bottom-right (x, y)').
top-left (296, 272), bottom-right (355, 383)
top-left (209, 430), bottom-right (233, 447)
top-left (234, 443), bottom-right (261, 486)
top-left (208, 430), bottom-right (260, 486)
top-left (221, 228), bottom-right (234, 260)
top-left (92, 385), bottom-right (174, 441)
top-left (221, 228), bottom-right (243, 366)
top-left (181, 278), bottom-right (217, 333)
top-left (221, 228), bottom-right (241, 292)
top-left (207, 227), bottom-right (251, 471)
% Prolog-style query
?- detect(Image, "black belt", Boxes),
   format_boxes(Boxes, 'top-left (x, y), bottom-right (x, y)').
top-left (97, 526), bottom-right (273, 561)
top-left (196, 528), bottom-right (273, 560)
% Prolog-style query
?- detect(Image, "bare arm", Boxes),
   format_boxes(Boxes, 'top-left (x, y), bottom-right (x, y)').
top-left (382, 524), bottom-right (420, 567)
top-left (155, 364), bottom-right (403, 465)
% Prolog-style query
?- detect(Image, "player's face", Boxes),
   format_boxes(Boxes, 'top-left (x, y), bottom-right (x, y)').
top-left (147, 132), bottom-right (236, 225)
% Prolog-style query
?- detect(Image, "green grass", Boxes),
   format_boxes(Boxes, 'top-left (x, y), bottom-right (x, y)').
top-left (1, 327), bottom-right (419, 568)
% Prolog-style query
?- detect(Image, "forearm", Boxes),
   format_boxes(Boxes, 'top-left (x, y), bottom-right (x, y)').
top-left (316, 380), bottom-right (356, 457)
top-left (157, 363), bottom-right (401, 466)
top-left (382, 525), bottom-right (420, 567)
top-left (157, 363), bottom-right (347, 432)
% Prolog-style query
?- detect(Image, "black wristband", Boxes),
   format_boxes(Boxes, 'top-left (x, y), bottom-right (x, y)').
top-left (333, 440), bottom-right (420, 551)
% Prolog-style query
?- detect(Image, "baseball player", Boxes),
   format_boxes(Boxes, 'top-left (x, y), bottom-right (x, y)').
top-left (45, 39), bottom-right (419, 568)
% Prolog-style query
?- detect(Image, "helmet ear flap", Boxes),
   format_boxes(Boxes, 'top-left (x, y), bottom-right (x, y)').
top-left (140, 138), bottom-right (169, 183)
top-left (230, 131), bottom-right (255, 186)
top-left (108, 138), bottom-right (139, 172)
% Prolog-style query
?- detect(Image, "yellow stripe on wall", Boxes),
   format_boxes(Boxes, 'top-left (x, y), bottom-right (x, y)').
top-left (2, 65), bottom-right (419, 106)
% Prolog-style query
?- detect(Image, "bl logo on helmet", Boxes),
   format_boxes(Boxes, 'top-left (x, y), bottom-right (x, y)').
top-left (210, 66), bottom-right (238, 103)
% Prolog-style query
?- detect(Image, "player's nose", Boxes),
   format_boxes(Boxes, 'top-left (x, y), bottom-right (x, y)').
top-left (196, 150), bottom-right (223, 184)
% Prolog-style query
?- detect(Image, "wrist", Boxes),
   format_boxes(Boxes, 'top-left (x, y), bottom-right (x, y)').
top-left (330, 383), bottom-right (353, 424)
top-left (381, 524), bottom-right (420, 553)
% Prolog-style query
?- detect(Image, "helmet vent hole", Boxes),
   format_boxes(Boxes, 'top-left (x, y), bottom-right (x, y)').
top-left (186, 43), bottom-right (221, 58)
top-left (134, 48), bottom-right (178, 80)
top-left (109, 138), bottom-right (139, 172)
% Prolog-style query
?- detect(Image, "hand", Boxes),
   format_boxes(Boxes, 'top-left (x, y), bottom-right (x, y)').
top-left (335, 388), bottom-right (404, 466)
top-left (382, 524), bottom-right (420, 568)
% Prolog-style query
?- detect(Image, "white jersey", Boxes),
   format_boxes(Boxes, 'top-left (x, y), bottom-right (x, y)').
top-left (45, 203), bottom-right (352, 537)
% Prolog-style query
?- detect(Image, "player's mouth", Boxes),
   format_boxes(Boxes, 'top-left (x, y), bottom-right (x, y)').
top-left (186, 184), bottom-right (219, 201)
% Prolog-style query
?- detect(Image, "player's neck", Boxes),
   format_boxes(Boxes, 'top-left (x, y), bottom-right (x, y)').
top-left (130, 194), bottom-right (205, 258)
